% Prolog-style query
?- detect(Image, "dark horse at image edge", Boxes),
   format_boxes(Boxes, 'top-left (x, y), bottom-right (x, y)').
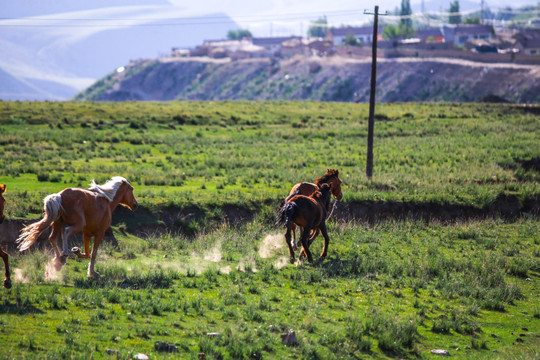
top-left (0, 184), bottom-right (12, 288)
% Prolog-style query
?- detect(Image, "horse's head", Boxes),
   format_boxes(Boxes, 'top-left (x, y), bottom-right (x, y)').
top-left (0, 184), bottom-right (5, 224)
top-left (117, 179), bottom-right (138, 211)
top-left (316, 169), bottom-right (343, 201)
top-left (317, 183), bottom-right (332, 212)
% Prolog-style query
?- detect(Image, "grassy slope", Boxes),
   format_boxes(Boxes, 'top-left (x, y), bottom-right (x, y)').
top-left (0, 101), bottom-right (538, 221)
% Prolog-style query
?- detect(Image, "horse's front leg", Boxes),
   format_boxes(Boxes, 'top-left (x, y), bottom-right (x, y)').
top-left (87, 233), bottom-right (104, 278)
top-left (72, 233), bottom-right (91, 259)
top-left (0, 246), bottom-right (11, 289)
top-left (285, 228), bottom-right (295, 264)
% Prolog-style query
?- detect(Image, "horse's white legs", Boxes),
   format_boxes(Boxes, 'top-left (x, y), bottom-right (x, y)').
top-left (87, 235), bottom-right (103, 278)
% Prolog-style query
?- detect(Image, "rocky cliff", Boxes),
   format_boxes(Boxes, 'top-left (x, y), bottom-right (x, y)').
top-left (75, 55), bottom-right (540, 103)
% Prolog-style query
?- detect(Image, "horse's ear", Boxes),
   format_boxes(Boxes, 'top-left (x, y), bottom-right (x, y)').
top-left (0, 184), bottom-right (5, 193)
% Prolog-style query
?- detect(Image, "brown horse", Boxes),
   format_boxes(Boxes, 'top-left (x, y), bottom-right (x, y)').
top-left (283, 169), bottom-right (342, 249)
top-left (285, 169), bottom-right (343, 203)
top-left (276, 183), bottom-right (332, 264)
top-left (0, 184), bottom-right (12, 288)
top-left (17, 177), bottom-right (138, 277)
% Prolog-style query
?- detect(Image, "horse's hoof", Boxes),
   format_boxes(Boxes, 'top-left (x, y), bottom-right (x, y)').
top-left (71, 247), bottom-right (81, 255)
top-left (299, 253), bottom-right (306, 261)
top-left (88, 271), bottom-right (101, 278)
top-left (289, 257), bottom-right (295, 264)
top-left (4, 279), bottom-right (12, 289)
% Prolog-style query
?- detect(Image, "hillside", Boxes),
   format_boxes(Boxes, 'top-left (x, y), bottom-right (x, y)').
top-left (75, 55), bottom-right (540, 103)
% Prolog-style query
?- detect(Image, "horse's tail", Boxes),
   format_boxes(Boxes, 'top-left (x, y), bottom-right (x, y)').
top-left (276, 202), bottom-right (297, 228)
top-left (17, 193), bottom-right (63, 251)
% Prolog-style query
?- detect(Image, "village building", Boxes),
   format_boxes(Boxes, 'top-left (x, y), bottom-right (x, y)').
top-left (252, 36), bottom-right (302, 55)
top-left (444, 24), bottom-right (494, 46)
top-left (280, 38), bottom-right (334, 57)
top-left (513, 29), bottom-right (540, 55)
top-left (326, 26), bottom-right (383, 46)
top-left (415, 27), bottom-right (445, 43)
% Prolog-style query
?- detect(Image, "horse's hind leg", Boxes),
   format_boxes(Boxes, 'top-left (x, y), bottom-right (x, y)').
top-left (319, 222), bottom-right (330, 260)
top-left (49, 222), bottom-right (65, 271)
top-left (300, 227), bottom-right (313, 263)
top-left (299, 228), bottom-right (319, 260)
top-left (87, 233), bottom-right (104, 277)
top-left (0, 246), bottom-right (11, 289)
top-left (285, 228), bottom-right (295, 264)
top-left (291, 224), bottom-right (298, 250)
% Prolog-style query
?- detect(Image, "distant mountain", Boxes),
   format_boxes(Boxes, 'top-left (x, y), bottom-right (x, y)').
top-left (0, 67), bottom-right (77, 100)
top-left (0, 0), bottom-right (239, 100)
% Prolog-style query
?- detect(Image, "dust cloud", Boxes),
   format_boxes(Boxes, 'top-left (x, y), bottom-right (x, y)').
top-left (13, 268), bottom-right (29, 283)
top-left (44, 260), bottom-right (62, 282)
top-left (258, 234), bottom-right (283, 259)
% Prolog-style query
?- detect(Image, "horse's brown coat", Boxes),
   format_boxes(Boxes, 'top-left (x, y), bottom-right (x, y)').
top-left (17, 177), bottom-right (137, 277)
top-left (282, 169), bottom-right (342, 257)
top-left (277, 183), bottom-right (332, 263)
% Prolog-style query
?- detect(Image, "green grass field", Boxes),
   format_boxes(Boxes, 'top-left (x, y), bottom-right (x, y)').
top-left (0, 101), bottom-right (538, 359)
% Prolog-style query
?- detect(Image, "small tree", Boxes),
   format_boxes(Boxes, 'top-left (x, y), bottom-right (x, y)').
top-left (343, 34), bottom-right (360, 46)
top-left (464, 17), bottom-right (480, 24)
top-left (449, 1), bottom-right (462, 24)
top-left (308, 16), bottom-right (328, 38)
top-left (227, 29), bottom-right (252, 40)
top-left (382, 24), bottom-right (415, 40)
top-left (400, 0), bottom-right (413, 32)
top-left (382, 25), bottom-right (401, 40)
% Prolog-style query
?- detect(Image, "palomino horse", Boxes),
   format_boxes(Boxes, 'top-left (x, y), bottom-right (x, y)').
top-left (283, 169), bottom-right (342, 250)
top-left (276, 183), bottom-right (332, 264)
top-left (17, 177), bottom-right (138, 277)
top-left (0, 184), bottom-right (12, 288)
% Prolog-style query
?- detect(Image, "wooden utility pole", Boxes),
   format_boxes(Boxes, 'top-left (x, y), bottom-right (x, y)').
top-left (364, 6), bottom-right (387, 180)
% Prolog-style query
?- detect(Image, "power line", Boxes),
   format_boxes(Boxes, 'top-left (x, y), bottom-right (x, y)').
top-left (0, 7), bottom-right (537, 28)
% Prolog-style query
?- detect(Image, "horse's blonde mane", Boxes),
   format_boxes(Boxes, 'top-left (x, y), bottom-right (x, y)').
top-left (89, 176), bottom-right (128, 202)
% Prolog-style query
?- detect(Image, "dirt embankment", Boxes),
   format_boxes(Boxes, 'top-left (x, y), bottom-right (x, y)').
top-left (76, 55), bottom-right (540, 103)
top-left (2, 194), bottom-right (538, 252)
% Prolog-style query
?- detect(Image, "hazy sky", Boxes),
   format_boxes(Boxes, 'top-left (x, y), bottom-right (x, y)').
top-left (165, 0), bottom-right (537, 36)
top-left (0, 0), bottom-right (536, 97)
